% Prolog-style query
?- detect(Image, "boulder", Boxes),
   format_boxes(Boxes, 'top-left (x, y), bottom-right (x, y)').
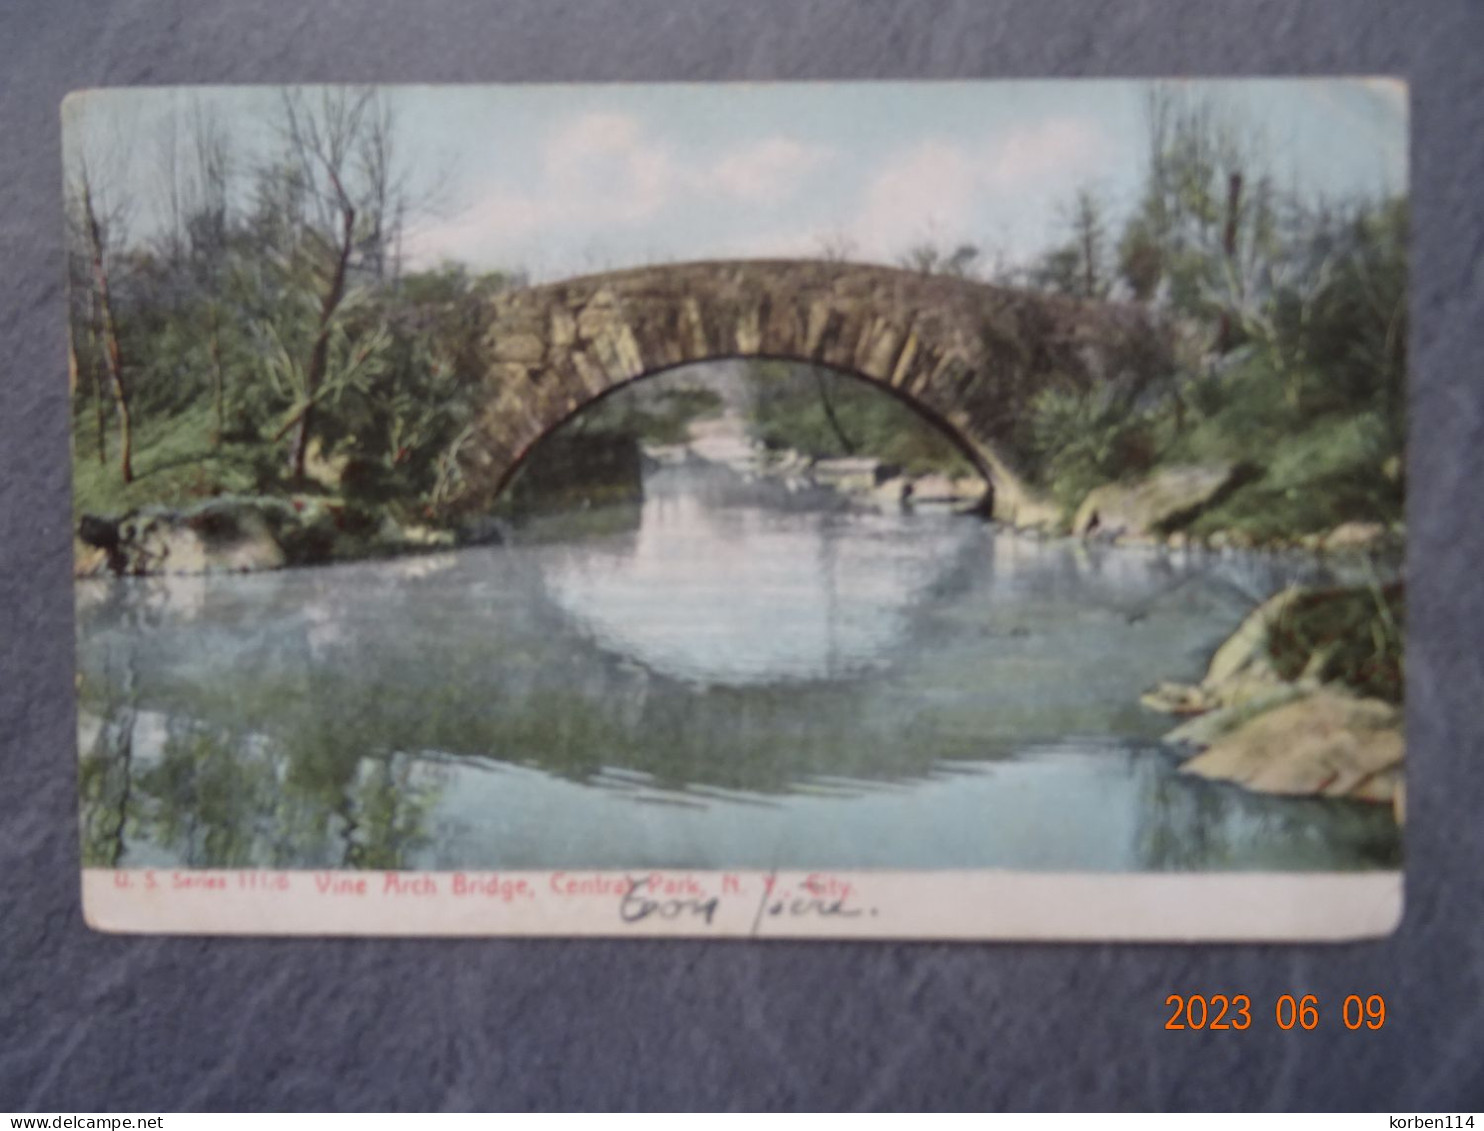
top-left (871, 476), bottom-right (912, 506)
top-left (1164, 681), bottom-right (1317, 748)
top-left (1141, 588), bottom-right (1301, 721)
top-left (79, 498), bottom-right (291, 576)
top-left (1140, 681), bottom-right (1221, 716)
top-left (396, 523), bottom-right (456, 549)
top-left (1179, 690), bottom-right (1403, 801)
top-left (1204, 587), bottom-right (1303, 685)
top-left (907, 473), bottom-right (959, 502)
top-left (991, 482), bottom-right (1059, 530)
top-left (1073, 462), bottom-right (1238, 539)
top-left (952, 476), bottom-right (990, 506)
top-left (812, 457), bottom-right (896, 494)
top-left (1323, 521), bottom-right (1388, 552)
top-left (73, 537), bottom-right (112, 578)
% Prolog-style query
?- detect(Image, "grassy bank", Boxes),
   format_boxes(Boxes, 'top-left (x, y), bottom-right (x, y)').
top-left (1027, 347), bottom-right (1404, 543)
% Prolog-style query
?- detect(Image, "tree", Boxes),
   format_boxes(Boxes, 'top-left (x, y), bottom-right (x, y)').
top-left (262, 88), bottom-right (407, 481)
top-left (67, 156), bottom-right (136, 483)
top-left (1030, 188), bottom-right (1111, 299)
top-left (156, 101), bottom-right (238, 444)
top-left (898, 241), bottom-right (981, 277)
top-left (814, 232), bottom-right (858, 263)
top-left (1118, 85), bottom-right (1279, 335)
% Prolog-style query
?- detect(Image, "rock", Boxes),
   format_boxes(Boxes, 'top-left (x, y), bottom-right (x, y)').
top-left (871, 476), bottom-right (912, 505)
top-left (1204, 587), bottom-right (1303, 686)
top-left (1141, 586), bottom-right (1311, 733)
top-left (95, 499), bottom-right (290, 576)
top-left (1323, 521), bottom-right (1388, 551)
top-left (907, 473), bottom-right (959, 503)
top-left (78, 514), bottom-right (121, 551)
top-left (812, 457), bottom-right (896, 494)
top-left (397, 524), bottom-right (456, 548)
top-left (1072, 462), bottom-right (1238, 539)
top-left (1141, 681), bottom-right (1220, 716)
top-left (1164, 681), bottom-right (1317, 748)
top-left (992, 483), bottom-right (1060, 530)
top-left (1166, 531), bottom-right (1188, 550)
top-left (1351, 766), bottom-right (1404, 807)
top-left (1181, 690), bottom-right (1403, 801)
top-left (73, 537), bottom-right (111, 578)
top-left (491, 330), bottom-right (548, 364)
top-left (952, 477), bottom-right (989, 505)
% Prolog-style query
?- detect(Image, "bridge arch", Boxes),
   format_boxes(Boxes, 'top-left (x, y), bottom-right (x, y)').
top-left (458, 259), bottom-right (1170, 523)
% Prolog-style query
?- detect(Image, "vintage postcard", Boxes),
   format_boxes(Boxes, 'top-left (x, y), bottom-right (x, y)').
top-left (66, 80), bottom-right (1406, 938)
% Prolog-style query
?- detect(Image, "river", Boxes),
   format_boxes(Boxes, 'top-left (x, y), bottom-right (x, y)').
top-left (75, 456), bottom-right (1402, 873)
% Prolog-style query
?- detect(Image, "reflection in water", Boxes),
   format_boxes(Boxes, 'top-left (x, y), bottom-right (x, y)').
top-left (76, 462), bottom-right (1400, 873)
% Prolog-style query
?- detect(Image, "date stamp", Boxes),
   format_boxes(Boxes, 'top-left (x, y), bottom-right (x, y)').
top-left (1164, 993), bottom-right (1388, 1031)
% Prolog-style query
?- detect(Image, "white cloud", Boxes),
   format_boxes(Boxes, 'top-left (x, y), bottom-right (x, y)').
top-left (406, 112), bottom-right (835, 269)
top-left (845, 117), bottom-right (1109, 258)
top-left (983, 117), bottom-right (1106, 186)
top-left (853, 140), bottom-right (981, 256)
top-left (704, 137), bottom-right (834, 205)
top-left (540, 112), bottom-right (676, 223)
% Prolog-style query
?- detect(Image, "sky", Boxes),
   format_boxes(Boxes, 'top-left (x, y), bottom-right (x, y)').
top-left (63, 79), bottom-right (1407, 282)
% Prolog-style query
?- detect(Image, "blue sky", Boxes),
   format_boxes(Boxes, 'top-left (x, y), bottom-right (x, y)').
top-left (65, 79), bottom-right (1406, 281)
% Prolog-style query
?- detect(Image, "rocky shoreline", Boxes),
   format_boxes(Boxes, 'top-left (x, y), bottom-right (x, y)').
top-left (1141, 585), bottom-right (1405, 821)
top-left (72, 495), bottom-right (497, 579)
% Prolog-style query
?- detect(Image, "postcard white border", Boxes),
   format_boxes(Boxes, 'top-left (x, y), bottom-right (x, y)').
top-left (81, 868), bottom-right (1402, 941)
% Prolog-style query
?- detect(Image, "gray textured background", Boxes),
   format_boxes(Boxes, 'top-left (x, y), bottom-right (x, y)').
top-left (2, 0), bottom-right (1481, 1111)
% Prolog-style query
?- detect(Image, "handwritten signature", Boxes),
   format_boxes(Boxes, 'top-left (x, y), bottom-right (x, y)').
top-left (616, 874), bottom-right (874, 928)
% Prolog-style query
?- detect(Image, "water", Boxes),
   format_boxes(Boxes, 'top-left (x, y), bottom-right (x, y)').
top-left (75, 460), bottom-right (1401, 873)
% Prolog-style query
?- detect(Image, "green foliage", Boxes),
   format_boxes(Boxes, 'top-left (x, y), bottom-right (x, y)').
top-left (565, 383), bottom-right (724, 446)
top-left (1267, 583), bottom-right (1404, 703)
top-left (746, 361), bottom-right (974, 477)
top-left (1180, 409), bottom-right (1402, 542)
top-left (1027, 386), bottom-right (1158, 506)
top-left (1013, 94), bottom-right (1406, 539)
top-left (71, 403), bottom-right (276, 520)
top-left (1028, 188), bottom-right (1112, 299)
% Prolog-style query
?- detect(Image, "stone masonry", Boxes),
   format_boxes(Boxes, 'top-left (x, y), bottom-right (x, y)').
top-left (463, 259), bottom-right (1170, 523)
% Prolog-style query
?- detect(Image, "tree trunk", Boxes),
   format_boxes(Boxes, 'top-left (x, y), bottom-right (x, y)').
top-left (1216, 171), bottom-right (1244, 354)
top-left (67, 326), bottom-right (108, 466)
top-left (88, 323), bottom-right (109, 466)
top-left (288, 203), bottom-right (355, 481)
top-left (83, 184), bottom-right (134, 484)
top-left (812, 370), bottom-right (857, 455)
top-left (208, 306), bottom-right (225, 447)
top-left (1081, 226), bottom-right (1096, 299)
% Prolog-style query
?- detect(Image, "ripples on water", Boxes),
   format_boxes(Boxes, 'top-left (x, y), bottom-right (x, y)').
top-left (75, 462), bottom-right (1401, 873)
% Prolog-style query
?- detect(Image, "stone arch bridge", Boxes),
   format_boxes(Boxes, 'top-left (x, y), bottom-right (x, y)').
top-left (460, 260), bottom-right (1170, 522)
